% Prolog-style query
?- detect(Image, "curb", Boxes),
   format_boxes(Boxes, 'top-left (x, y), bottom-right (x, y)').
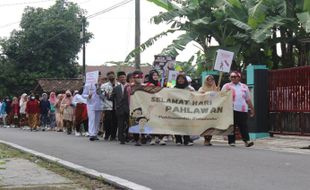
top-left (0, 140), bottom-right (151, 190)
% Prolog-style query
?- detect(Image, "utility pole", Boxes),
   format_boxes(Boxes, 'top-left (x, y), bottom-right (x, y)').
top-left (135, 0), bottom-right (141, 70)
top-left (81, 17), bottom-right (86, 79)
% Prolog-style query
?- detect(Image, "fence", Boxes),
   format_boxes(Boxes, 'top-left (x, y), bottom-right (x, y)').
top-left (268, 66), bottom-right (310, 135)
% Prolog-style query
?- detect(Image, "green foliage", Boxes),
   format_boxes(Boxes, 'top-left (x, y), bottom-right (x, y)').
top-left (0, 0), bottom-right (92, 96)
top-left (126, 0), bottom-right (310, 75)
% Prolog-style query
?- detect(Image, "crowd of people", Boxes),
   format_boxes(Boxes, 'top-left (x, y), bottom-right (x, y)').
top-left (0, 69), bottom-right (255, 147)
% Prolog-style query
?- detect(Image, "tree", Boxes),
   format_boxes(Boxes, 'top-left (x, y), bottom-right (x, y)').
top-left (125, 0), bottom-right (309, 72)
top-left (0, 0), bottom-right (92, 96)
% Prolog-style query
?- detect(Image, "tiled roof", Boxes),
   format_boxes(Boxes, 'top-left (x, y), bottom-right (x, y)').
top-left (86, 65), bottom-right (152, 77)
top-left (35, 78), bottom-right (83, 93)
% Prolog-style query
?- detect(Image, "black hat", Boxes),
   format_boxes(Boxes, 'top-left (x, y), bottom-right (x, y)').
top-left (117, 71), bottom-right (126, 77)
top-left (135, 116), bottom-right (148, 122)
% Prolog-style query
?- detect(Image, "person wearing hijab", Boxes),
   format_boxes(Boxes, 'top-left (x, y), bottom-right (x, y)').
top-left (198, 75), bottom-right (219, 146)
top-left (72, 89), bottom-right (88, 137)
top-left (146, 70), bottom-right (161, 87)
top-left (49, 92), bottom-right (57, 130)
top-left (61, 90), bottom-right (74, 135)
top-left (19, 93), bottom-right (28, 128)
top-left (10, 97), bottom-right (20, 128)
top-left (145, 70), bottom-right (166, 145)
top-left (55, 94), bottom-right (64, 132)
top-left (174, 74), bottom-right (194, 146)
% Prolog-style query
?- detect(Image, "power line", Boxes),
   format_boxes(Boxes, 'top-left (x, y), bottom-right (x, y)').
top-left (87, 0), bottom-right (133, 19)
top-left (0, 0), bottom-right (54, 7)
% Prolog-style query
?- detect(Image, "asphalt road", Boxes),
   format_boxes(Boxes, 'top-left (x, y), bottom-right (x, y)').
top-left (0, 128), bottom-right (309, 190)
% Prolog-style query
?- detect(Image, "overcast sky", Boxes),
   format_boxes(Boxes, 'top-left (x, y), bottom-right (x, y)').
top-left (0, 0), bottom-right (198, 66)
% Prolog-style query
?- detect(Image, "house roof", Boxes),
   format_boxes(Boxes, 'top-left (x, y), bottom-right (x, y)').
top-left (86, 65), bottom-right (153, 77)
top-left (34, 78), bottom-right (83, 93)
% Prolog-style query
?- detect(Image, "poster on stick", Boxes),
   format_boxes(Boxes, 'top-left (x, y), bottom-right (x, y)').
top-left (214, 49), bottom-right (234, 73)
top-left (85, 71), bottom-right (99, 85)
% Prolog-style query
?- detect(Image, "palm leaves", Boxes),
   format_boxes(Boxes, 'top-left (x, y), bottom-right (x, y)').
top-left (125, 0), bottom-right (310, 68)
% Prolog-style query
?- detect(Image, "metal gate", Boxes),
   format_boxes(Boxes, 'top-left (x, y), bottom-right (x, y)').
top-left (268, 66), bottom-right (310, 135)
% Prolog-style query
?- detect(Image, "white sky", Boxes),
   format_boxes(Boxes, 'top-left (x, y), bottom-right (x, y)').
top-left (0, 0), bottom-right (199, 66)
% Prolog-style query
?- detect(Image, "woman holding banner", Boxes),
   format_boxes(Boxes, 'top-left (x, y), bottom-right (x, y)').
top-left (221, 71), bottom-right (254, 147)
top-left (146, 70), bottom-right (166, 146)
top-left (198, 75), bottom-right (219, 146)
top-left (174, 74), bottom-right (194, 146)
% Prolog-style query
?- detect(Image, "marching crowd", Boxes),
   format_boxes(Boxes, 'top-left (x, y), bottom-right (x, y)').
top-left (0, 69), bottom-right (255, 147)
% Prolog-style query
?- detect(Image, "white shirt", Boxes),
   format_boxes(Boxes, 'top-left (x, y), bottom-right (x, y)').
top-left (222, 82), bottom-right (251, 112)
top-left (82, 83), bottom-right (104, 111)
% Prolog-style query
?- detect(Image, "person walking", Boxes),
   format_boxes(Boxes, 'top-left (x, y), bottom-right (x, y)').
top-left (49, 92), bottom-right (57, 130)
top-left (72, 90), bottom-right (88, 137)
top-left (10, 97), bottom-right (20, 128)
top-left (111, 71), bottom-right (129, 144)
top-left (40, 93), bottom-right (51, 131)
top-left (83, 79), bottom-right (104, 141)
top-left (4, 97), bottom-right (12, 127)
top-left (128, 70), bottom-right (147, 146)
top-left (221, 71), bottom-right (255, 147)
top-left (198, 75), bottom-right (219, 146)
top-left (26, 95), bottom-right (40, 131)
top-left (61, 90), bottom-right (74, 135)
top-left (19, 93), bottom-right (28, 129)
top-left (55, 94), bottom-right (64, 132)
top-left (146, 70), bottom-right (166, 145)
top-left (100, 71), bottom-right (117, 141)
top-left (174, 74), bottom-right (194, 146)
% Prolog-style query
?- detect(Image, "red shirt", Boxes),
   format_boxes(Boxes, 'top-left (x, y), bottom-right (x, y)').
top-left (146, 81), bottom-right (161, 87)
top-left (26, 100), bottom-right (40, 114)
top-left (11, 103), bottom-right (20, 115)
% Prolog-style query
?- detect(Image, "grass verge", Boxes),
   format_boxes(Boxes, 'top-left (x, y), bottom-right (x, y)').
top-left (0, 143), bottom-right (118, 190)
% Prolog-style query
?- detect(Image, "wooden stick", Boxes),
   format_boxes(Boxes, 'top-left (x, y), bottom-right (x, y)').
top-left (217, 72), bottom-right (223, 88)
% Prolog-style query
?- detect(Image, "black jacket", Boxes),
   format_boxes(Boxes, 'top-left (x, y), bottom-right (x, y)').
top-left (111, 84), bottom-right (129, 115)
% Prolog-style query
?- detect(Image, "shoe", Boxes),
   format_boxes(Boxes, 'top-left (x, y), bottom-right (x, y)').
top-left (120, 141), bottom-right (125, 145)
top-left (150, 139), bottom-right (156, 145)
top-left (300, 145), bottom-right (310, 149)
top-left (57, 129), bottom-right (63, 132)
top-left (229, 143), bottom-right (236, 147)
top-left (245, 141), bottom-right (254, 147)
top-left (135, 142), bottom-right (141, 146)
top-left (85, 132), bottom-right (90, 137)
top-left (185, 142), bottom-right (194, 146)
top-left (159, 140), bottom-right (166, 145)
top-left (204, 141), bottom-right (213, 146)
top-left (176, 142), bottom-right (182, 146)
top-left (98, 131), bottom-right (103, 136)
top-left (89, 136), bottom-right (96, 141)
top-left (75, 132), bottom-right (81, 137)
